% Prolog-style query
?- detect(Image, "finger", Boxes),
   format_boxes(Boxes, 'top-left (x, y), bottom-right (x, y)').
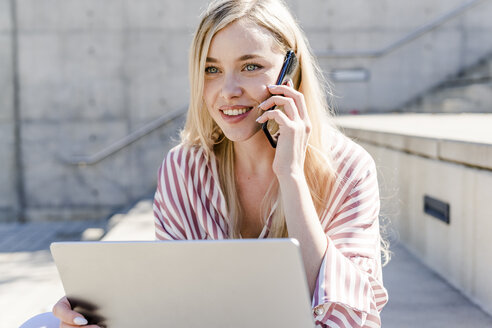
top-left (60, 323), bottom-right (101, 328)
top-left (53, 297), bottom-right (89, 326)
top-left (259, 96), bottom-right (298, 120)
top-left (256, 109), bottom-right (291, 127)
top-left (267, 84), bottom-right (308, 120)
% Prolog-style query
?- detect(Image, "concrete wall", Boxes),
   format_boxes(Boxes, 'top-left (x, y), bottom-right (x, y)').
top-left (2, 0), bottom-right (492, 222)
top-left (2, 0), bottom-right (201, 222)
top-left (0, 0), bottom-right (18, 222)
top-left (336, 114), bottom-right (492, 316)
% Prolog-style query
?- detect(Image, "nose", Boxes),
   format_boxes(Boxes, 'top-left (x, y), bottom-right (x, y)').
top-left (219, 73), bottom-right (243, 100)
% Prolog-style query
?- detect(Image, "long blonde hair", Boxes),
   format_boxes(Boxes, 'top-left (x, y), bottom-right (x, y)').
top-left (181, 0), bottom-right (335, 238)
top-left (181, 0), bottom-right (391, 265)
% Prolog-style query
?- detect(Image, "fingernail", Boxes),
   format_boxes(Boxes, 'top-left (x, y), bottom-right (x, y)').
top-left (256, 116), bottom-right (262, 122)
top-left (259, 101), bottom-right (266, 109)
top-left (73, 316), bottom-right (88, 325)
top-left (268, 84), bottom-right (276, 89)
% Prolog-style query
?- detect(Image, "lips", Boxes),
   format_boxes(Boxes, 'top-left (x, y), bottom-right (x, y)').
top-left (222, 107), bottom-right (252, 116)
top-left (219, 105), bottom-right (254, 122)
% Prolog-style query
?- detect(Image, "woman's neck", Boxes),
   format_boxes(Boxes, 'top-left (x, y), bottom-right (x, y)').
top-left (233, 130), bottom-right (275, 177)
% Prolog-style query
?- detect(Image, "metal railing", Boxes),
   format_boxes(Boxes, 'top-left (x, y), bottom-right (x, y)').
top-left (65, 107), bottom-right (187, 166)
top-left (315, 0), bottom-right (485, 58)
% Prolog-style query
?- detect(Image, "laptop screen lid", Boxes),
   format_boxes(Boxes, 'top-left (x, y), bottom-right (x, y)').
top-left (50, 239), bottom-right (315, 328)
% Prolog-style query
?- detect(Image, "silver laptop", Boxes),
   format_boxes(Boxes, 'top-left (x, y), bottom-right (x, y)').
top-left (50, 239), bottom-right (315, 328)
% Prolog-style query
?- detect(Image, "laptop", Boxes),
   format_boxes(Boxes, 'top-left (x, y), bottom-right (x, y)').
top-left (50, 239), bottom-right (315, 328)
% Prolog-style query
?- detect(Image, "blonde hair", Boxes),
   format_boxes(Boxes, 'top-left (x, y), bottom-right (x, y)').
top-left (181, 0), bottom-right (334, 235)
top-left (180, 0), bottom-right (390, 265)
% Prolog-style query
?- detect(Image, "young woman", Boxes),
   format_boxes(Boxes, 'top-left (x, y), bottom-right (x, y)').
top-left (49, 0), bottom-right (388, 327)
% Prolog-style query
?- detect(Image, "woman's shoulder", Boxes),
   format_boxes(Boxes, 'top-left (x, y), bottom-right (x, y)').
top-left (327, 128), bottom-right (377, 183)
top-left (162, 143), bottom-right (208, 166)
top-left (159, 143), bottom-right (214, 179)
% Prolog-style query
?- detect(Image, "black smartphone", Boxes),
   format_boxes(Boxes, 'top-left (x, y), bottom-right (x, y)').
top-left (262, 50), bottom-right (298, 148)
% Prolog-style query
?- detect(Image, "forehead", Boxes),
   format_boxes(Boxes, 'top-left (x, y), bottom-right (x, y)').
top-left (208, 19), bottom-right (281, 57)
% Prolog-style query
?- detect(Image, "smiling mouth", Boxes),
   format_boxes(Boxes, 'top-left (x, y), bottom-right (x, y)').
top-left (221, 107), bottom-right (253, 116)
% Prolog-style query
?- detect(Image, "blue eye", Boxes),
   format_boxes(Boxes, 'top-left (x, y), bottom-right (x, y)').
top-left (205, 66), bottom-right (219, 74)
top-left (245, 64), bottom-right (259, 71)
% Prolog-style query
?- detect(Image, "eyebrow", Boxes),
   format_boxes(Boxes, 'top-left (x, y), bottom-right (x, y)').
top-left (206, 54), bottom-right (263, 63)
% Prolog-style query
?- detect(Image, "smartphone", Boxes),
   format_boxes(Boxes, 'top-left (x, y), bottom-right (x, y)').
top-left (262, 50), bottom-right (298, 148)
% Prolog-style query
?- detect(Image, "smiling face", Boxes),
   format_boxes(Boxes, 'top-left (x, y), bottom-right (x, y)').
top-left (203, 18), bottom-right (285, 143)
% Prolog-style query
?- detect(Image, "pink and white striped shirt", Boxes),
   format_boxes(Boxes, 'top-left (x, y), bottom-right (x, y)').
top-left (153, 131), bottom-right (388, 327)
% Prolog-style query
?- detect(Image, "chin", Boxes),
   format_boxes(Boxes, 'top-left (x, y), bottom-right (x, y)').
top-left (222, 127), bottom-right (263, 143)
top-left (223, 134), bottom-right (250, 143)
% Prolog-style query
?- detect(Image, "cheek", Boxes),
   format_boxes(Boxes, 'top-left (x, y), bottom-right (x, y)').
top-left (251, 70), bottom-right (281, 99)
top-left (202, 82), bottom-right (216, 108)
top-left (244, 80), bottom-right (271, 101)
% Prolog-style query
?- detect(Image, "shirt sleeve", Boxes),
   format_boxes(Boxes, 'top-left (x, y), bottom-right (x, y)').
top-left (153, 149), bottom-right (190, 241)
top-left (312, 153), bottom-right (388, 328)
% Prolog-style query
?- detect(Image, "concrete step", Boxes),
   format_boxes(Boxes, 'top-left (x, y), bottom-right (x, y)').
top-left (102, 199), bottom-right (155, 241)
top-left (0, 200), bottom-right (154, 328)
top-left (402, 53), bottom-right (492, 113)
top-left (405, 82), bottom-right (492, 113)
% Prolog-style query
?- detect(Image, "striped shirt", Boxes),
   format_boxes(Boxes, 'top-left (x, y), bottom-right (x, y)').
top-left (153, 131), bottom-right (388, 327)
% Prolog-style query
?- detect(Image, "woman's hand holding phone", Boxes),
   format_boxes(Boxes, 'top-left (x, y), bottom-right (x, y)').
top-left (256, 80), bottom-right (312, 178)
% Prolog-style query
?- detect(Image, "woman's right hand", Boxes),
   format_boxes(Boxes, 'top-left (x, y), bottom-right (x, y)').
top-left (52, 296), bottom-right (101, 328)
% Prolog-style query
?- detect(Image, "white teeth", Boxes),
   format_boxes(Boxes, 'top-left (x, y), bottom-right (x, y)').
top-left (223, 108), bottom-right (250, 116)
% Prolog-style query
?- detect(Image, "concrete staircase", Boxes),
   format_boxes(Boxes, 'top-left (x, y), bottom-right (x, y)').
top-left (401, 53), bottom-right (492, 113)
top-left (321, 0), bottom-right (492, 113)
